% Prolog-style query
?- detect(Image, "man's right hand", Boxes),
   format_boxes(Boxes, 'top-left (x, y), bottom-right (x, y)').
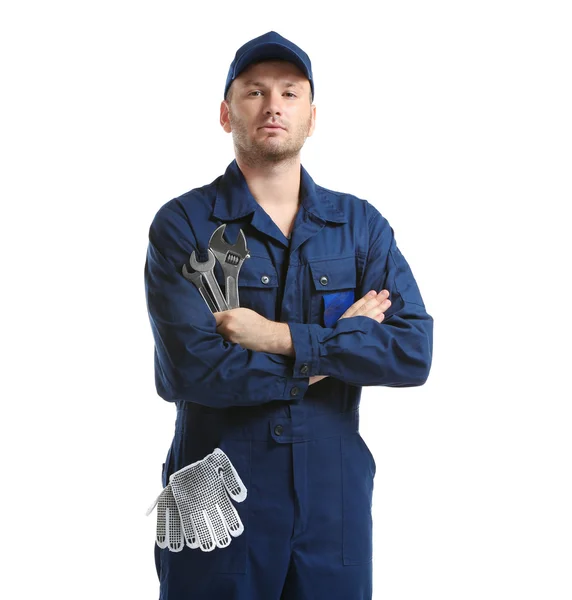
top-left (308, 289), bottom-right (392, 385)
top-left (339, 289), bottom-right (391, 323)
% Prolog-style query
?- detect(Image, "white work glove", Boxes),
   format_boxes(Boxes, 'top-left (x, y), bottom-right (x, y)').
top-left (147, 448), bottom-right (247, 552)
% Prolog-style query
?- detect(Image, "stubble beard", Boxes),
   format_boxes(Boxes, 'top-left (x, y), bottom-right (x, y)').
top-left (228, 108), bottom-right (313, 169)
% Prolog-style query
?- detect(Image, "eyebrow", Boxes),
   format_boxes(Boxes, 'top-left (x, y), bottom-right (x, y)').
top-left (241, 79), bottom-right (302, 89)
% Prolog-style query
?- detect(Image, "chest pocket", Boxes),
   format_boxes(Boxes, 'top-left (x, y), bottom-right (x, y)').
top-left (213, 256), bottom-right (279, 319)
top-left (308, 255), bottom-right (357, 327)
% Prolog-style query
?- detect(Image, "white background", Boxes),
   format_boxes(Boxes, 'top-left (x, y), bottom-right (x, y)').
top-left (1, 1), bottom-right (571, 599)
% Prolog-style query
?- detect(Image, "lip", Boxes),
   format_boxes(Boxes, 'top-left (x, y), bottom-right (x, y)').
top-left (260, 125), bottom-right (285, 130)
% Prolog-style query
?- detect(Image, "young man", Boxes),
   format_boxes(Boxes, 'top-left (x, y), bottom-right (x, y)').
top-left (145, 30), bottom-right (433, 600)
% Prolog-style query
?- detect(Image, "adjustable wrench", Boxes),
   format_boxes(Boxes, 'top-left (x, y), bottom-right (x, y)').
top-left (208, 224), bottom-right (250, 310)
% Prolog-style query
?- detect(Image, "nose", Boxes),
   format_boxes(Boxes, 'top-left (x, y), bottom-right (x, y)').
top-left (263, 88), bottom-right (284, 116)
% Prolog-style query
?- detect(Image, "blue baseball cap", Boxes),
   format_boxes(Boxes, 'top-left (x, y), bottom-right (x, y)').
top-left (224, 31), bottom-right (314, 101)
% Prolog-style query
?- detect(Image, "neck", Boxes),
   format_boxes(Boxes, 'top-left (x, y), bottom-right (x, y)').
top-left (235, 154), bottom-right (302, 209)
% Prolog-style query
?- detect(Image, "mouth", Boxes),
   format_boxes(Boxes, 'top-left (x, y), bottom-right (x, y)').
top-left (260, 125), bottom-right (285, 130)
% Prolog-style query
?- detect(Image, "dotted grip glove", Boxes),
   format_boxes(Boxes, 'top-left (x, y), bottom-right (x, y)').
top-left (146, 448), bottom-right (247, 552)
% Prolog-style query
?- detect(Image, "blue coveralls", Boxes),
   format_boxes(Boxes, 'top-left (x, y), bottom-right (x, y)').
top-left (144, 159), bottom-right (433, 600)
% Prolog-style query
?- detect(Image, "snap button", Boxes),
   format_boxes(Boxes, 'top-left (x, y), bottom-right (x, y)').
top-left (290, 386), bottom-right (299, 396)
top-left (261, 275), bottom-right (270, 284)
top-left (274, 425), bottom-right (283, 436)
top-left (320, 276), bottom-right (328, 286)
top-left (300, 364), bottom-right (309, 374)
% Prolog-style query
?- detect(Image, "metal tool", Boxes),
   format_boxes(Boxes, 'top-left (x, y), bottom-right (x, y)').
top-left (186, 248), bottom-right (230, 312)
top-left (181, 264), bottom-right (219, 313)
top-left (181, 225), bottom-right (250, 313)
top-left (208, 224), bottom-right (250, 311)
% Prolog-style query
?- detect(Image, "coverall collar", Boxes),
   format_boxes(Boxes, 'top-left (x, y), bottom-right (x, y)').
top-left (213, 159), bottom-right (347, 224)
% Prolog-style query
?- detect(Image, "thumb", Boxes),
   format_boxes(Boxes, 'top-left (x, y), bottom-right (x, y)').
top-left (212, 449), bottom-right (247, 503)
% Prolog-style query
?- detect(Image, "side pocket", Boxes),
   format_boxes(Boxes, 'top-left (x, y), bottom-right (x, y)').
top-left (356, 432), bottom-right (377, 478)
top-left (161, 444), bottom-right (174, 488)
top-left (213, 438), bottom-right (251, 574)
top-left (341, 433), bottom-right (374, 565)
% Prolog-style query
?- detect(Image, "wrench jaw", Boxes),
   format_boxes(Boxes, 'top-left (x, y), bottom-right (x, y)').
top-left (185, 249), bottom-right (230, 312)
top-left (209, 224), bottom-right (250, 259)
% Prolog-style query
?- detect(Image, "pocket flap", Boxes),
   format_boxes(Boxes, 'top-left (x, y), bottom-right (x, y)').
top-left (308, 255), bottom-right (356, 291)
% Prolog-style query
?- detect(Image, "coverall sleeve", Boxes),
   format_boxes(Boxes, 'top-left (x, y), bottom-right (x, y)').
top-left (287, 204), bottom-right (433, 387)
top-left (145, 204), bottom-right (309, 408)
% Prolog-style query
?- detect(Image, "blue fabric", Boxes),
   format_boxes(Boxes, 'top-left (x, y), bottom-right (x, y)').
top-left (323, 290), bottom-right (356, 327)
top-left (145, 159), bottom-right (433, 599)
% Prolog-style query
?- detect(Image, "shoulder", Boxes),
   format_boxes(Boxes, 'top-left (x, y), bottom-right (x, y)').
top-left (314, 182), bottom-right (391, 231)
top-left (149, 176), bottom-right (221, 241)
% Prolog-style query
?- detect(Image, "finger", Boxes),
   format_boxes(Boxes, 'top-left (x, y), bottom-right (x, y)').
top-left (367, 289), bottom-right (390, 299)
top-left (194, 509), bottom-right (217, 552)
top-left (352, 296), bottom-right (387, 317)
top-left (360, 290), bottom-right (390, 309)
top-left (166, 504), bottom-right (185, 552)
top-left (378, 298), bottom-right (392, 313)
top-left (366, 301), bottom-right (391, 319)
top-left (178, 508), bottom-right (199, 549)
top-left (367, 305), bottom-right (386, 321)
top-left (365, 295), bottom-right (392, 313)
top-left (182, 514), bottom-right (199, 549)
top-left (163, 485), bottom-right (184, 552)
top-left (208, 504), bottom-right (232, 549)
top-left (218, 492), bottom-right (245, 537)
top-left (355, 304), bottom-right (387, 324)
top-left (155, 489), bottom-right (168, 549)
top-left (169, 478), bottom-right (200, 549)
top-left (341, 290), bottom-right (378, 318)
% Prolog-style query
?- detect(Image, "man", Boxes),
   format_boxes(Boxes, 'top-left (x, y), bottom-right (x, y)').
top-left (145, 30), bottom-right (433, 600)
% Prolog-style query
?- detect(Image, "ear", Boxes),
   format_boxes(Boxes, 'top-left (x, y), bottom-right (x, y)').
top-left (220, 100), bottom-right (232, 133)
top-left (308, 104), bottom-right (317, 137)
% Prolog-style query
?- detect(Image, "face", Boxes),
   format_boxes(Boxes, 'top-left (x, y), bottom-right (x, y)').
top-left (220, 60), bottom-right (316, 166)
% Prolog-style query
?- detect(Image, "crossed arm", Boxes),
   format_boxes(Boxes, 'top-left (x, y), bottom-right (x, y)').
top-left (212, 289), bottom-right (392, 385)
top-left (146, 203), bottom-right (432, 406)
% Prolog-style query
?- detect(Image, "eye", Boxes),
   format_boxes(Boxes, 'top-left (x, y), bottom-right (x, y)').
top-left (247, 90), bottom-right (297, 98)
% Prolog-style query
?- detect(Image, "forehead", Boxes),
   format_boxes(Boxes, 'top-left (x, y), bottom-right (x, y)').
top-left (236, 59), bottom-right (308, 86)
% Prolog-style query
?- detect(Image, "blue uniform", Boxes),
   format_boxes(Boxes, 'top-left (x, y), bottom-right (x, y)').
top-left (144, 159), bottom-right (433, 599)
